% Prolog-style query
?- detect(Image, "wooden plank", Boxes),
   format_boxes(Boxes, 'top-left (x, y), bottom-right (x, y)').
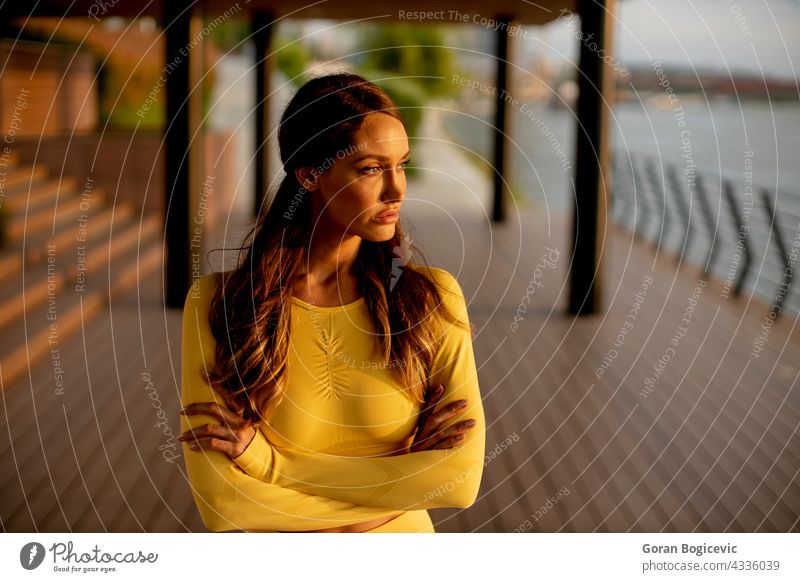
top-left (2, 205), bottom-right (798, 533)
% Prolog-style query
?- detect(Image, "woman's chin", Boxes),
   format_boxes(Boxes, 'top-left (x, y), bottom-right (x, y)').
top-left (362, 223), bottom-right (397, 242)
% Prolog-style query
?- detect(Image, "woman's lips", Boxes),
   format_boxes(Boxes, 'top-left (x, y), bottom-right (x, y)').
top-left (372, 210), bottom-right (399, 223)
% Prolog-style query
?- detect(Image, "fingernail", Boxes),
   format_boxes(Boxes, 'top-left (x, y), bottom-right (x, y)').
top-left (465, 419), bottom-right (476, 427)
top-left (456, 434), bottom-right (465, 440)
top-left (437, 385), bottom-right (444, 393)
top-left (457, 400), bottom-right (467, 407)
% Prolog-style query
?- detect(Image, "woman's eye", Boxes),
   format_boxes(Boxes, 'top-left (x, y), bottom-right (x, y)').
top-left (361, 160), bottom-right (410, 175)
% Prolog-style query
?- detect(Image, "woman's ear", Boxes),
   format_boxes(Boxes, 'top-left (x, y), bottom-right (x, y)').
top-left (294, 167), bottom-right (319, 191)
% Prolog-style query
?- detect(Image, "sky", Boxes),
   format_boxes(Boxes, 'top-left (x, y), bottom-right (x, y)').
top-left (536, 0), bottom-right (800, 79)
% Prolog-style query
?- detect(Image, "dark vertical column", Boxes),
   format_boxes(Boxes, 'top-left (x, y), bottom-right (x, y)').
top-left (164, 0), bottom-right (203, 308)
top-left (253, 11), bottom-right (274, 218)
top-left (567, 0), bottom-right (616, 315)
top-left (491, 16), bottom-right (513, 223)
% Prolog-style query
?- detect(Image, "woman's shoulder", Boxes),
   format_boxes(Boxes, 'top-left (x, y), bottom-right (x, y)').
top-left (414, 265), bottom-right (464, 299)
top-left (412, 264), bottom-right (470, 328)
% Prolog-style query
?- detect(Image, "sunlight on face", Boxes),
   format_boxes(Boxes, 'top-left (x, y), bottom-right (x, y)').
top-left (310, 112), bottom-right (410, 242)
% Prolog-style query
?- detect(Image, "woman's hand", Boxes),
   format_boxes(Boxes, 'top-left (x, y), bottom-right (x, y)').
top-left (409, 384), bottom-right (477, 452)
top-left (178, 401), bottom-right (256, 459)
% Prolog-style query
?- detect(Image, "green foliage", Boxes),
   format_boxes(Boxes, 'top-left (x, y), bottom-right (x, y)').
top-left (357, 69), bottom-right (426, 139)
top-left (358, 24), bottom-right (458, 99)
top-left (206, 18), bottom-right (251, 53)
top-left (275, 36), bottom-right (312, 87)
top-left (97, 62), bottom-right (162, 130)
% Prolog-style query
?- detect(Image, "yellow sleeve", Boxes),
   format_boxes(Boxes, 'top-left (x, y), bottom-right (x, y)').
top-left (180, 274), bottom-right (403, 532)
top-left (231, 267), bottom-right (486, 511)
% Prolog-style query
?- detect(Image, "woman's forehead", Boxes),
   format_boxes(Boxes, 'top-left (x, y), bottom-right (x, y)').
top-left (349, 114), bottom-right (409, 159)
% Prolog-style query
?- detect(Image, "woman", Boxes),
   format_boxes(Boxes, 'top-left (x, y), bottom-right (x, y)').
top-left (178, 73), bottom-right (485, 533)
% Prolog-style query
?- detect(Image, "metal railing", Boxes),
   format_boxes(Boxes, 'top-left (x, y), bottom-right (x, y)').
top-left (611, 151), bottom-right (800, 317)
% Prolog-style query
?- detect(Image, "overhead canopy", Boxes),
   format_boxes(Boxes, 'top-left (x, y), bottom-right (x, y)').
top-left (9, 0), bottom-right (576, 25)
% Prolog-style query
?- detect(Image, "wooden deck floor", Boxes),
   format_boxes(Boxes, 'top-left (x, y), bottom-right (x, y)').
top-left (2, 206), bottom-right (798, 532)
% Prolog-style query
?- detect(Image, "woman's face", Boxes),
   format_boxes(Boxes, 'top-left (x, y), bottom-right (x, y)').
top-left (298, 112), bottom-right (410, 242)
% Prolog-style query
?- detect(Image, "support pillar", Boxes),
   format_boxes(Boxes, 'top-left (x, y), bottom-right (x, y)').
top-left (253, 11), bottom-right (275, 217)
top-left (567, 0), bottom-right (617, 315)
top-left (164, 1), bottom-right (204, 307)
top-left (491, 15), bottom-right (514, 223)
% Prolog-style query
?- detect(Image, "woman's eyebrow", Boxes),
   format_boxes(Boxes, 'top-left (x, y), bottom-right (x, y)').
top-left (353, 150), bottom-right (411, 162)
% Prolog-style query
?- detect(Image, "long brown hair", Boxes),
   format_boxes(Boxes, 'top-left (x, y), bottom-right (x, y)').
top-left (203, 72), bottom-right (469, 425)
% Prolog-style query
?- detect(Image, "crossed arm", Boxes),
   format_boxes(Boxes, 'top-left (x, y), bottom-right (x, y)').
top-left (180, 269), bottom-right (485, 530)
top-left (181, 275), bottom-right (405, 531)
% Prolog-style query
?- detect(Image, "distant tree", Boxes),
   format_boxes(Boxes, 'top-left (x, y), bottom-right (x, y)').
top-left (357, 24), bottom-right (458, 99)
top-left (207, 19), bottom-right (311, 87)
top-left (274, 36), bottom-right (313, 87)
top-left (357, 70), bottom-right (426, 142)
top-left (206, 18), bottom-right (250, 53)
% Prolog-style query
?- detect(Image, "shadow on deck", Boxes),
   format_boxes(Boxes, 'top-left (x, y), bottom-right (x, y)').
top-left (1, 206), bottom-right (798, 532)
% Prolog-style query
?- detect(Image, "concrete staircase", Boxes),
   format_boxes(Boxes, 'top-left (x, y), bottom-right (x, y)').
top-left (0, 155), bottom-right (163, 388)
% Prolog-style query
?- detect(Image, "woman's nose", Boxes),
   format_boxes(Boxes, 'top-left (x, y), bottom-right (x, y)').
top-left (381, 167), bottom-right (405, 202)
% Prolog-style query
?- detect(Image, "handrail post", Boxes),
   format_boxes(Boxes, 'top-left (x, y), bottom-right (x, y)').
top-left (761, 189), bottom-right (794, 315)
top-left (667, 164), bottom-right (692, 263)
top-left (722, 179), bottom-right (753, 297)
top-left (693, 173), bottom-right (718, 276)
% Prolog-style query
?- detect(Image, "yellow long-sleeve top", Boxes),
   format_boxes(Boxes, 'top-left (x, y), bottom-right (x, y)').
top-left (180, 266), bottom-right (486, 532)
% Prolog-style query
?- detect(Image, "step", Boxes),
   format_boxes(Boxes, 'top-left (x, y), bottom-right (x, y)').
top-left (0, 152), bottom-right (19, 169)
top-left (0, 194), bottom-right (114, 284)
top-left (0, 215), bottom-right (162, 388)
top-left (0, 265), bottom-right (67, 331)
top-left (5, 177), bottom-right (78, 216)
top-left (109, 239), bottom-right (163, 300)
top-left (63, 212), bottom-right (162, 300)
top-left (8, 196), bottom-right (85, 241)
top-left (77, 213), bottom-right (161, 281)
top-left (2, 165), bottom-right (48, 192)
top-left (0, 283), bottom-right (106, 389)
top-left (0, 206), bottom-right (163, 386)
top-left (0, 252), bottom-right (22, 285)
top-left (29, 198), bottom-right (128, 265)
top-left (0, 205), bottom-right (130, 330)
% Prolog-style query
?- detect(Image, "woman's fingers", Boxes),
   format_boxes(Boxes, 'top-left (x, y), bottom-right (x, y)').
top-left (179, 413), bottom-right (257, 459)
top-left (178, 423), bottom-right (241, 458)
top-left (416, 385), bottom-right (444, 430)
top-left (411, 414), bottom-right (476, 452)
top-left (409, 431), bottom-right (441, 452)
top-left (427, 418), bottom-right (476, 450)
top-left (415, 384), bottom-right (477, 452)
top-left (180, 401), bottom-right (243, 428)
top-left (431, 433), bottom-right (467, 450)
top-left (422, 384), bottom-right (445, 412)
top-left (430, 399), bottom-right (468, 425)
top-left (416, 399), bottom-right (468, 442)
top-left (185, 436), bottom-right (236, 457)
top-left (178, 422), bottom-right (235, 445)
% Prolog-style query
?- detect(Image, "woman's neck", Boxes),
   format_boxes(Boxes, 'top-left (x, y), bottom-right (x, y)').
top-left (299, 229), bottom-right (360, 281)
top-left (293, 236), bottom-right (362, 305)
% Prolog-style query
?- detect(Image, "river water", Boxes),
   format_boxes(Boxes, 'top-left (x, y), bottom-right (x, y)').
top-left (441, 99), bottom-right (800, 313)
